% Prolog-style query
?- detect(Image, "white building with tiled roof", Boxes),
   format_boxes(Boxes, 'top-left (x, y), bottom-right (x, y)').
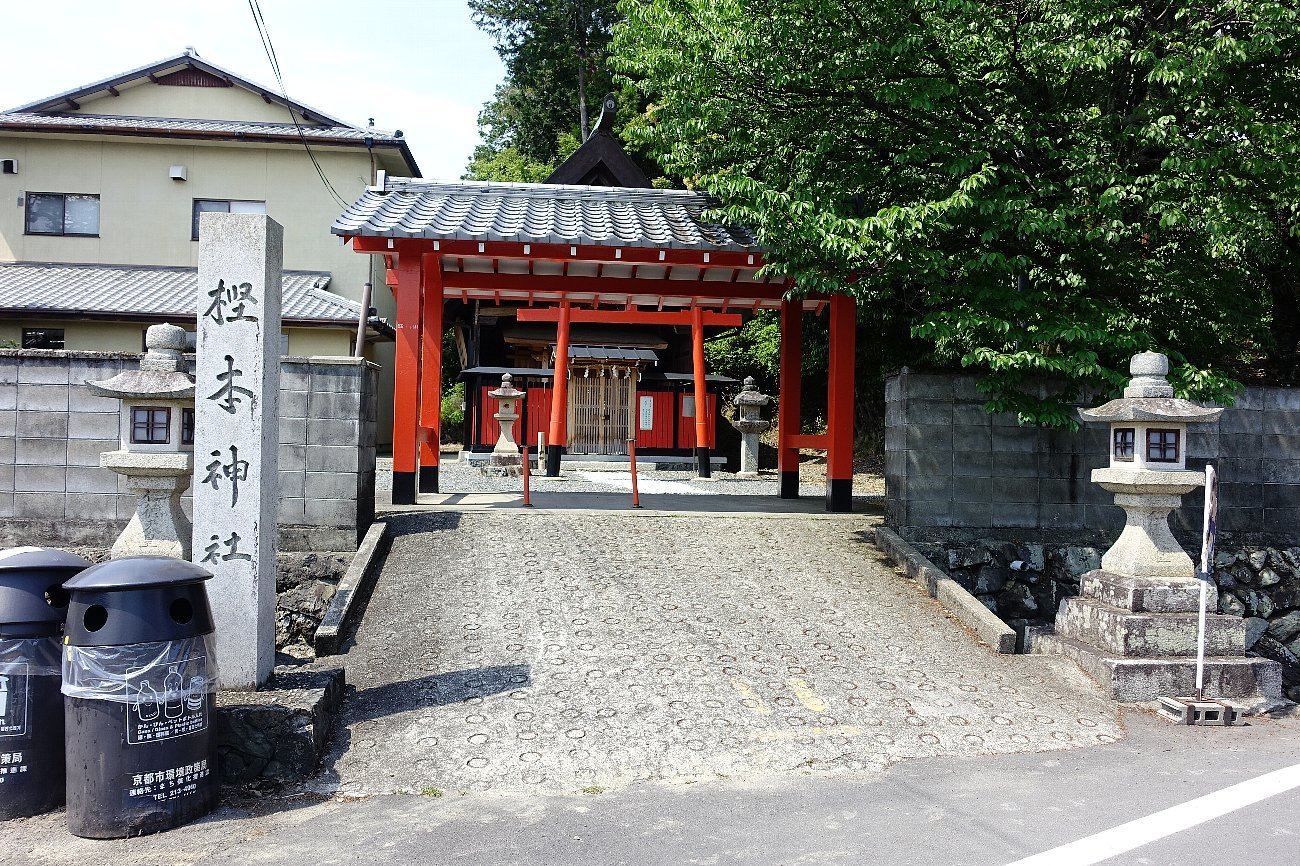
top-left (0, 50), bottom-right (418, 441)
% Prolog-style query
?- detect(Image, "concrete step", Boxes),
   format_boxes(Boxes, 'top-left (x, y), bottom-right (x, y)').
top-left (1080, 569), bottom-right (1216, 614)
top-left (1027, 631), bottom-right (1283, 703)
top-left (1055, 597), bottom-right (1244, 658)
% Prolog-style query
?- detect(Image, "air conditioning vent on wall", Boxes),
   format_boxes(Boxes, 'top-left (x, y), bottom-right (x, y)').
top-left (0, 159), bottom-right (17, 175)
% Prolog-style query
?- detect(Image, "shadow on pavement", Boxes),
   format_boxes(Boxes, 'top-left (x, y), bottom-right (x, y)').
top-left (345, 664), bottom-right (532, 724)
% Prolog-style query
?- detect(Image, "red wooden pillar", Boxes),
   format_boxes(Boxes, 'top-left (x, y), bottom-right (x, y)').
top-left (418, 254), bottom-right (444, 493)
top-left (545, 301), bottom-right (571, 476)
top-left (390, 254), bottom-right (422, 505)
top-left (825, 294), bottom-right (857, 512)
top-left (777, 297), bottom-right (802, 498)
top-left (691, 303), bottom-right (712, 477)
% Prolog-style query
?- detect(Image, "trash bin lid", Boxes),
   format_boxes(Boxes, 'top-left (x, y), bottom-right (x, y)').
top-left (0, 546), bottom-right (94, 574)
top-left (0, 546), bottom-right (91, 634)
top-left (63, 557), bottom-right (212, 592)
top-left (63, 557), bottom-right (215, 647)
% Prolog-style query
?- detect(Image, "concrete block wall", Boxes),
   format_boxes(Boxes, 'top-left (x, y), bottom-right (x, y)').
top-left (885, 369), bottom-right (1300, 544)
top-left (0, 350), bottom-right (378, 551)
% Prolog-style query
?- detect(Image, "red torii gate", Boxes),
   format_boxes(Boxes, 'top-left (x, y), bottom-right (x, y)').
top-left (332, 180), bottom-right (857, 511)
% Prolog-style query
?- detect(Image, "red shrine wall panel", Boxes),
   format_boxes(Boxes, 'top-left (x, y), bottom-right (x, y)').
top-left (526, 387), bottom-right (553, 449)
top-left (677, 393), bottom-right (717, 449)
top-left (634, 390), bottom-right (675, 450)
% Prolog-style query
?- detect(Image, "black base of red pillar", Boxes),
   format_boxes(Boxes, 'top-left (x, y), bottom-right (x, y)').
top-left (419, 465), bottom-right (439, 494)
top-left (392, 471), bottom-right (417, 505)
top-left (695, 447), bottom-right (712, 478)
top-left (546, 444), bottom-right (564, 477)
top-left (826, 478), bottom-right (852, 512)
top-left (779, 470), bottom-right (800, 499)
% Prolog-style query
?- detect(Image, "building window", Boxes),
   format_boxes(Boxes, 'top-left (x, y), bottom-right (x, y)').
top-left (1146, 428), bottom-right (1180, 463)
top-left (1113, 427), bottom-right (1135, 461)
top-left (131, 407), bottom-right (171, 444)
top-left (21, 327), bottom-right (65, 349)
top-left (192, 199), bottom-right (266, 240)
top-left (181, 408), bottom-right (195, 446)
top-left (25, 193), bottom-right (100, 236)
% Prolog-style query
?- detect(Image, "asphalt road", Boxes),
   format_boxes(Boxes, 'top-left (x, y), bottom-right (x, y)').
top-left (9, 707), bottom-right (1299, 865)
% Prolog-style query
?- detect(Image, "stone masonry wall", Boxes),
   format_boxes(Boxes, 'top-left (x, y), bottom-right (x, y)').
top-left (915, 537), bottom-right (1300, 702)
top-left (885, 369), bottom-right (1300, 545)
top-left (0, 349), bottom-right (378, 551)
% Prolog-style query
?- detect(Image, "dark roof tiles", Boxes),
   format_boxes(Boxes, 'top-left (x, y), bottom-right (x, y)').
top-left (332, 178), bottom-right (759, 252)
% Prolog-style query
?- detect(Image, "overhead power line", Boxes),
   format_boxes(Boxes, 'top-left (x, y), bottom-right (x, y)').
top-left (246, 0), bottom-right (351, 209)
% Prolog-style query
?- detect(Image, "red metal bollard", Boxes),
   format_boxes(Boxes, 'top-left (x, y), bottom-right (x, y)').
top-left (521, 444), bottom-right (533, 507)
top-left (628, 439), bottom-right (641, 508)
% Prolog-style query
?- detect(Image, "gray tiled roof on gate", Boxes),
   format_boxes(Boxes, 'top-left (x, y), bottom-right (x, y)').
top-left (331, 178), bottom-right (761, 252)
top-left (0, 261), bottom-right (376, 328)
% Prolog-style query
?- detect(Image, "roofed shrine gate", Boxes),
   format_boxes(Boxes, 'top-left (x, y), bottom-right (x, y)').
top-left (332, 179), bottom-right (857, 512)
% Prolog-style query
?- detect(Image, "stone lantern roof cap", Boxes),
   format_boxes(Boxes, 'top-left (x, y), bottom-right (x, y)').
top-left (86, 322), bottom-right (196, 401)
top-left (488, 372), bottom-right (525, 399)
top-left (1078, 351), bottom-right (1222, 425)
top-left (733, 376), bottom-right (771, 406)
top-left (86, 369), bottom-right (194, 401)
top-left (1079, 397), bottom-right (1223, 425)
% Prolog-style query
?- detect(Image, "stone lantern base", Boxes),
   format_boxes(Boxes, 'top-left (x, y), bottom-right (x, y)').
top-left (102, 451), bottom-right (194, 560)
top-left (480, 452), bottom-right (524, 478)
top-left (1029, 570), bottom-right (1284, 705)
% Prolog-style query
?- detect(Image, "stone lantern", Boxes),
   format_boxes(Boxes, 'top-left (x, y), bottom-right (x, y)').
top-left (87, 324), bottom-right (196, 559)
top-left (732, 377), bottom-right (771, 478)
top-left (1030, 350), bottom-right (1283, 705)
top-left (484, 372), bottom-right (525, 476)
top-left (1079, 351), bottom-right (1222, 579)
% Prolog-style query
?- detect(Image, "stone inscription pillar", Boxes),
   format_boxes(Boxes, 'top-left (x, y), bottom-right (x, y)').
top-left (193, 213), bottom-right (282, 689)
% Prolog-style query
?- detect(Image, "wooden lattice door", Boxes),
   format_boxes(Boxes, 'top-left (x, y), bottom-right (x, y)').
top-left (568, 367), bottom-right (636, 455)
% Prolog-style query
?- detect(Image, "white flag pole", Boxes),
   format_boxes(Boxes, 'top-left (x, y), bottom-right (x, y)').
top-left (1196, 464), bottom-right (1219, 701)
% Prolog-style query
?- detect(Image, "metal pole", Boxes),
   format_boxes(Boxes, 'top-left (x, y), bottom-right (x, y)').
top-left (354, 281), bottom-right (372, 358)
top-left (1196, 464), bottom-right (1219, 701)
top-left (628, 439), bottom-right (641, 508)
top-left (521, 444), bottom-right (532, 507)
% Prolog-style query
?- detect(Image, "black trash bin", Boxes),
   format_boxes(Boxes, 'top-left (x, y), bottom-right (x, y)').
top-left (62, 557), bottom-right (219, 838)
top-left (0, 546), bottom-right (91, 819)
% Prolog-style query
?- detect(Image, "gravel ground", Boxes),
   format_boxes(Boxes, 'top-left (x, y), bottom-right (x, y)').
top-left (376, 454), bottom-right (885, 500)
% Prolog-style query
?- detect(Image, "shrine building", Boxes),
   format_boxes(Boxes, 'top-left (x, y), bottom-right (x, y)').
top-left (331, 99), bottom-right (858, 512)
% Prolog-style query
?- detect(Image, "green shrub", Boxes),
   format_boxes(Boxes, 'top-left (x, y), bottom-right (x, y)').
top-left (441, 381), bottom-right (466, 443)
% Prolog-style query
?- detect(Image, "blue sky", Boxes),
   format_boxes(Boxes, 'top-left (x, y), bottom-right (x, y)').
top-left (0, 0), bottom-right (505, 179)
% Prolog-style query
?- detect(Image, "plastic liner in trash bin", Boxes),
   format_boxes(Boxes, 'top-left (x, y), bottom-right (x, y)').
top-left (0, 545), bottom-right (90, 820)
top-left (61, 557), bottom-right (219, 839)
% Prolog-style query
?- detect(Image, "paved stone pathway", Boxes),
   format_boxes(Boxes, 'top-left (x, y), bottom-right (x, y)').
top-left (321, 511), bottom-right (1122, 797)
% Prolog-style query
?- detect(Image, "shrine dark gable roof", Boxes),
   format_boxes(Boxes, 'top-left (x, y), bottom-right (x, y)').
top-left (545, 95), bottom-right (652, 189)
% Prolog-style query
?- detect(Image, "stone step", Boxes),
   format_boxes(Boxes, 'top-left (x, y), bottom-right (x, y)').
top-left (1027, 631), bottom-right (1283, 703)
top-left (1080, 569), bottom-right (1216, 614)
top-left (1055, 597), bottom-right (1244, 658)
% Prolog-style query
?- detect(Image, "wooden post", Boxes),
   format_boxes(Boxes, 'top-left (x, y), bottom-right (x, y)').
top-left (546, 301), bottom-right (571, 477)
top-left (390, 255), bottom-right (422, 505)
top-left (778, 297), bottom-right (802, 498)
top-left (691, 304), bottom-right (711, 478)
top-left (825, 294), bottom-right (856, 512)
top-left (418, 254), bottom-right (444, 493)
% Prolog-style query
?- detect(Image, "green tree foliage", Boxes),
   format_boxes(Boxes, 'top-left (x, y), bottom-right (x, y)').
top-left (467, 0), bottom-right (621, 173)
top-left (614, 0), bottom-right (1300, 424)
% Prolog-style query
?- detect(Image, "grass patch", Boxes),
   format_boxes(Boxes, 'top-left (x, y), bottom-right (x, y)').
top-left (421, 787), bottom-right (444, 798)
top-left (581, 785), bottom-right (605, 795)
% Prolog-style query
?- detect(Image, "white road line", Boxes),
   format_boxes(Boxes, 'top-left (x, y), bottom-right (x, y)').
top-left (1004, 762), bottom-right (1300, 866)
